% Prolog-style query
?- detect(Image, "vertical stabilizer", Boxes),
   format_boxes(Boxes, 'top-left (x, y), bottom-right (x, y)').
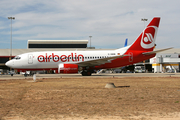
top-left (124, 38), bottom-right (128, 47)
top-left (127, 17), bottom-right (160, 52)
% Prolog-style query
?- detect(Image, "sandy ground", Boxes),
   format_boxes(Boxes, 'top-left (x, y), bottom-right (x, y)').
top-left (0, 77), bottom-right (180, 120)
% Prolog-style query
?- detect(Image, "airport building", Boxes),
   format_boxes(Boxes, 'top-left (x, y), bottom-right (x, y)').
top-left (0, 39), bottom-right (180, 74)
top-left (28, 40), bottom-right (88, 48)
top-left (150, 49), bottom-right (180, 73)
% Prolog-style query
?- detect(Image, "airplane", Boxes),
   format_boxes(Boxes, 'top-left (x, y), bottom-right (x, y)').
top-left (5, 17), bottom-right (172, 76)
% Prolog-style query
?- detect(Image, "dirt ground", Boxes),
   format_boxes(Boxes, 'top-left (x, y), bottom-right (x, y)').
top-left (0, 77), bottom-right (180, 120)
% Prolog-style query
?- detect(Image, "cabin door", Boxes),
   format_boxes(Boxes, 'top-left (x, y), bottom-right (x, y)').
top-left (28, 54), bottom-right (33, 64)
top-left (129, 52), bottom-right (133, 62)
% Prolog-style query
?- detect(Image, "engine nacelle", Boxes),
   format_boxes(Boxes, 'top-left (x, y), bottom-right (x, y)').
top-left (58, 63), bottom-right (78, 74)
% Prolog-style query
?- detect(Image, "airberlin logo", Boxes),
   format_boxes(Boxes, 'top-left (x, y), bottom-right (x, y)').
top-left (37, 53), bottom-right (84, 62)
top-left (141, 26), bottom-right (158, 49)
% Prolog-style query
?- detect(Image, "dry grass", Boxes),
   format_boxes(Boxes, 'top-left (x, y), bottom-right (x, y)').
top-left (0, 77), bottom-right (180, 120)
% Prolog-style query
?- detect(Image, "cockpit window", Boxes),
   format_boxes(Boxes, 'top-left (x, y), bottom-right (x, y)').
top-left (13, 56), bottom-right (21, 60)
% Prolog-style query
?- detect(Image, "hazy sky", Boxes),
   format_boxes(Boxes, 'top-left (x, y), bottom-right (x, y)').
top-left (0, 0), bottom-right (179, 49)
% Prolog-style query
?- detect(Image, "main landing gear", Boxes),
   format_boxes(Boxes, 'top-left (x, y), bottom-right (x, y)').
top-left (81, 70), bottom-right (92, 76)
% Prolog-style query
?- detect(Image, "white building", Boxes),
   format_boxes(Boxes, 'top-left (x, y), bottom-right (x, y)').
top-left (150, 49), bottom-right (180, 73)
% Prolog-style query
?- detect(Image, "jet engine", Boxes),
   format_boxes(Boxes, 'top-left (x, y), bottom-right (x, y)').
top-left (58, 63), bottom-right (78, 74)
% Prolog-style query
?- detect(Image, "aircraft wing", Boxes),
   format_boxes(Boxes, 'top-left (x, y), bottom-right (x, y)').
top-left (77, 55), bottom-right (128, 67)
top-left (142, 47), bottom-right (173, 55)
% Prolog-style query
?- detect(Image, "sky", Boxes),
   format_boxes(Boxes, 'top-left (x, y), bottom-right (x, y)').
top-left (0, 0), bottom-right (180, 49)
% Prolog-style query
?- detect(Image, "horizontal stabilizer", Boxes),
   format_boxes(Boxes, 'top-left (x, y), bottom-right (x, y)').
top-left (142, 47), bottom-right (173, 55)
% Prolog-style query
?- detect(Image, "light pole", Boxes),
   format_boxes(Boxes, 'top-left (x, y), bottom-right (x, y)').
top-left (141, 18), bottom-right (148, 72)
top-left (141, 18), bottom-right (148, 29)
top-left (89, 36), bottom-right (92, 48)
top-left (8, 17), bottom-right (15, 61)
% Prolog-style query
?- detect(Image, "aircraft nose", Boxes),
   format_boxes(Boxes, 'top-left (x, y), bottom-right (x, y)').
top-left (5, 61), bottom-right (13, 68)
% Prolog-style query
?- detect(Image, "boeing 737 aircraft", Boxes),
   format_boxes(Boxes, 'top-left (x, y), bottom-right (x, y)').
top-left (5, 17), bottom-right (172, 76)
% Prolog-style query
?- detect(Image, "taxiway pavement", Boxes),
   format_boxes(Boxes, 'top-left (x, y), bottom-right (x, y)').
top-left (0, 73), bottom-right (180, 80)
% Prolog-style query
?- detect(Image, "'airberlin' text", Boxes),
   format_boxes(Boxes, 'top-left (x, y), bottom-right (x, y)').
top-left (37, 53), bottom-right (84, 62)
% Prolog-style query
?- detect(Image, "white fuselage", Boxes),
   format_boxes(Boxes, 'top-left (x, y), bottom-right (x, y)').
top-left (5, 46), bottom-right (129, 70)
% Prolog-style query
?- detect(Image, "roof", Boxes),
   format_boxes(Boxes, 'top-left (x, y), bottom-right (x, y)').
top-left (28, 40), bottom-right (88, 44)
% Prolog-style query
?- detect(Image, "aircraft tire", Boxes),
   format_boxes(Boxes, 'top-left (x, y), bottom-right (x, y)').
top-left (81, 71), bottom-right (92, 76)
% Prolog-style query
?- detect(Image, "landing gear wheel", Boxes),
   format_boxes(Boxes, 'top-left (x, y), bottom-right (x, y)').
top-left (81, 71), bottom-right (92, 76)
top-left (87, 72), bottom-right (92, 76)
